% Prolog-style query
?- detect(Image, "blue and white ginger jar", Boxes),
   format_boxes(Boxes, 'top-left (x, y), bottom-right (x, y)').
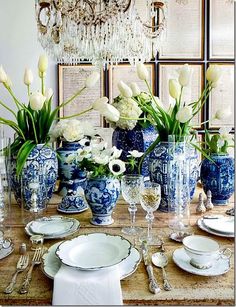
top-left (112, 124), bottom-right (157, 177)
top-left (149, 142), bottom-right (199, 212)
top-left (200, 154), bottom-right (234, 205)
top-left (84, 177), bottom-right (120, 226)
top-left (11, 144), bottom-right (58, 211)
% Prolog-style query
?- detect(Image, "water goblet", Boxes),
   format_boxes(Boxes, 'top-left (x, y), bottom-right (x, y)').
top-left (139, 181), bottom-right (162, 245)
top-left (121, 174), bottom-right (143, 236)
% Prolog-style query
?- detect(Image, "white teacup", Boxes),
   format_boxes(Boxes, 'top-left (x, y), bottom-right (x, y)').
top-left (182, 235), bottom-right (231, 269)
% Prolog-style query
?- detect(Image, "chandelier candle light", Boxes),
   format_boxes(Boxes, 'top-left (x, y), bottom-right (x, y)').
top-left (35, 0), bottom-right (167, 66)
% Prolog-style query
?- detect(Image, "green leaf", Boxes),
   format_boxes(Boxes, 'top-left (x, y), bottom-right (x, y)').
top-left (16, 141), bottom-right (36, 177)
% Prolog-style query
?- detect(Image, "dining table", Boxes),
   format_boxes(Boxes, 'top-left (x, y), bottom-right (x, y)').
top-left (0, 185), bottom-right (234, 306)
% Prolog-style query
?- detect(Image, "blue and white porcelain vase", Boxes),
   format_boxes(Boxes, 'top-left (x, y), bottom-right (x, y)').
top-left (84, 176), bottom-right (120, 226)
top-left (149, 142), bottom-right (199, 212)
top-left (200, 154), bottom-right (234, 205)
top-left (11, 144), bottom-right (58, 211)
top-left (112, 124), bottom-right (157, 177)
top-left (57, 141), bottom-right (86, 196)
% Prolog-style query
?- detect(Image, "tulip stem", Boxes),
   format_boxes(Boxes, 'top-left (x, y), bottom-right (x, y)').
top-left (4, 85), bottom-right (23, 110)
top-left (27, 85), bottom-right (30, 97)
top-left (58, 107), bottom-right (93, 120)
top-left (0, 99), bottom-right (17, 119)
top-left (59, 87), bottom-right (86, 110)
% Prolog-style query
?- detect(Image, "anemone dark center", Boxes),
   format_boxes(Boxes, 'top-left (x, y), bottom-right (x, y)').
top-left (113, 164), bottom-right (121, 172)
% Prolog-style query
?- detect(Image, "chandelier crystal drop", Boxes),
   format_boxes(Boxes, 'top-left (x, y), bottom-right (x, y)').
top-left (35, 0), bottom-right (167, 66)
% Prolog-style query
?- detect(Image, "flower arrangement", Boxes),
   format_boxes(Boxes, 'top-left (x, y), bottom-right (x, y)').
top-left (203, 127), bottom-right (234, 155)
top-left (0, 55), bottom-right (118, 175)
top-left (68, 140), bottom-right (143, 179)
top-left (107, 63), bottom-right (230, 162)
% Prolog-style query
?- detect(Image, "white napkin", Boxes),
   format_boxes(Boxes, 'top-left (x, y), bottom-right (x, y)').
top-left (52, 264), bottom-right (123, 305)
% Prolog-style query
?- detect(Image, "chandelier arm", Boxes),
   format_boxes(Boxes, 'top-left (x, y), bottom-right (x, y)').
top-left (142, 7), bottom-right (166, 30)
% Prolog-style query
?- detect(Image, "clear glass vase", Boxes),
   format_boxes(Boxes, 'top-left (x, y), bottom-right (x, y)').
top-left (167, 135), bottom-right (192, 242)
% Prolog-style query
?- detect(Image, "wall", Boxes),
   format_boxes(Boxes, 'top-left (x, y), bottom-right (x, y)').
top-left (0, 0), bottom-right (57, 138)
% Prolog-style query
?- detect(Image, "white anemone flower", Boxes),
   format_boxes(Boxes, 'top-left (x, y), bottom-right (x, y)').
top-left (91, 141), bottom-right (108, 151)
top-left (109, 159), bottom-right (126, 176)
top-left (111, 147), bottom-right (122, 159)
top-left (128, 150), bottom-right (144, 158)
top-left (78, 138), bottom-right (91, 147)
top-left (76, 148), bottom-right (92, 162)
top-left (94, 154), bottom-right (109, 165)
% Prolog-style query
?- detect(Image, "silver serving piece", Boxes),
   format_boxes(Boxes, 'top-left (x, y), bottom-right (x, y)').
top-left (4, 244), bottom-right (29, 294)
top-left (152, 252), bottom-right (172, 291)
top-left (141, 241), bottom-right (161, 294)
top-left (19, 247), bottom-right (46, 294)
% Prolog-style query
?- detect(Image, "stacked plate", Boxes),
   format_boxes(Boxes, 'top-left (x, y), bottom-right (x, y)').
top-left (197, 215), bottom-right (234, 237)
top-left (42, 233), bottom-right (141, 280)
top-left (25, 216), bottom-right (80, 239)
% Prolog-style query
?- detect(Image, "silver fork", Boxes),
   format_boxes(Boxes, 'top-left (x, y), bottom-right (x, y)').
top-left (4, 255), bottom-right (29, 294)
top-left (19, 247), bottom-right (46, 294)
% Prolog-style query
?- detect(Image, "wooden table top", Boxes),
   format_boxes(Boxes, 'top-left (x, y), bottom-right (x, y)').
top-left (0, 188), bottom-right (234, 306)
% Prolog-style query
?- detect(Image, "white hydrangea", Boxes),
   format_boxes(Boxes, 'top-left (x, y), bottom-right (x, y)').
top-left (50, 119), bottom-right (85, 142)
top-left (111, 97), bottom-right (142, 130)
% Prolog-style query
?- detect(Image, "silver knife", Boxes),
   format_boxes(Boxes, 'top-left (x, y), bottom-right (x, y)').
top-left (141, 241), bottom-right (161, 294)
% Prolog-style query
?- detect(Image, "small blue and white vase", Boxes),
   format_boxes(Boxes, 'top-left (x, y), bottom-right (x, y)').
top-left (58, 179), bottom-right (88, 213)
top-left (84, 176), bottom-right (120, 226)
top-left (200, 154), bottom-right (234, 205)
top-left (11, 144), bottom-right (58, 211)
top-left (112, 124), bottom-right (157, 177)
top-left (57, 141), bottom-right (86, 196)
top-left (149, 142), bottom-right (199, 212)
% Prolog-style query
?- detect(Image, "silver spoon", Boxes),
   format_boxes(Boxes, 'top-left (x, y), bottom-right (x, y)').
top-left (152, 252), bottom-right (172, 291)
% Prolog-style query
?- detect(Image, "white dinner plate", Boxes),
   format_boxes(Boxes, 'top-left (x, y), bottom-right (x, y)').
top-left (173, 247), bottom-right (231, 276)
top-left (203, 217), bottom-right (234, 234)
top-left (25, 216), bottom-right (80, 239)
top-left (42, 241), bottom-right (141, 280)
top-left (197, 218), bottom-right (234, 238)
top-left (55, 233), bottom-right (132, 270)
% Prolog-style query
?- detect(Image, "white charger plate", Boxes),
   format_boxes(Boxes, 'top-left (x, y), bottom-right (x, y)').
top-left (55, 233), bottom-right (132, 270)
top-left (203, 217), bottom-right (234, 234)
top-left (197, 218), bottom-right (234, 238)
top-left (173, 247), bottom-right (231, 276)
top-left (42, 241), bottom-right (141, 280)
top-left (25, 216), bottom-right (80, 239)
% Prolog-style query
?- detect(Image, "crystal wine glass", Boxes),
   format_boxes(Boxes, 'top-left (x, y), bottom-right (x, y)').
top-left (121, 174), bottom-right (143, 236)
top-left (139, 181), bottom-right (162, 245)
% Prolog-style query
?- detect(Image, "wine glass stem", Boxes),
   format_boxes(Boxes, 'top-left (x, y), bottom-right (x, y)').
top-left (128, 203), bottom-right (137, 229)
top-left (147, 212), bottom-right (154, 241)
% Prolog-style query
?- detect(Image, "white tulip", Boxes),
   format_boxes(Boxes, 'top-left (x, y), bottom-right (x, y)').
top-left (178, 64), bottom-right (192, 87)
top-left (85, 71), bottom-right (100, 88)
top-left (102, 104), bottom-right (120, 122)
top-left (92, 97), bottom-right (109, 111)
top-left (206, 65), bottom-right (222, 83)
top-left (219, 127), bottom-right (232, 140)
top-left (214, 108), bottom-right (231, 120)
top-left (117, 80), bottom-right (133, 98)
top-left (176, 106), bottom-right (192, 123)
top-left (38, 54), bottom-right (48, 74)
top-left (137, 62), bottom-right (149, 81)
top-left (0, 65), bottom-right (7, 83)
top-left (24, 68), bottom-right (33, 86)
top-left (29, 92), bottom-right (46, 111)
top-left (45, 88), bottom-right (53, 100)
top-left (130, 82), bottom-right (141, 96)
top-left (169, 79), bottom-right (181, 99)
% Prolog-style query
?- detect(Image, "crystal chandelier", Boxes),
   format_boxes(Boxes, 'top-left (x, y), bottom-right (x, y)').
top-left (35, 0), bottom-right (167, 66)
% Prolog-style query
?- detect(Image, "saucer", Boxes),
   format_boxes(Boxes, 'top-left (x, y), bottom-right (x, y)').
top-left (203, 217), bottom-right (234, 234)
top-left (197, 218), bottom-right (234, 238)
top-left (0, 239), bottom-right (14, 260)
top-left (42, 241), bottom-right (141, 280)
top-left (172, 247), bottom-right (231, 276)
top-left (25, 216), bottom-right (80, 239)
